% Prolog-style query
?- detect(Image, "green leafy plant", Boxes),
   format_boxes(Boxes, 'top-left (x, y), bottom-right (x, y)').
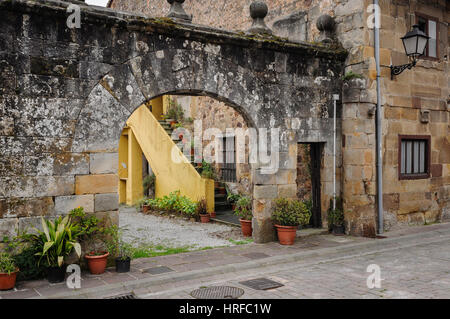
top-left (234, 195), bottom-right (252, 220)
top-left (2, 232), bottom-right (47, 280)
top-left (34, 216), bottom-right (81, 267)
top-left (166, 98), bottom-right (184, 121)
top-left (227, 193), bottom-right (241, 204)
top-left (145, 191), bottom-right (199, 218)
top-left (105, 225), bottom-right (134, 261)
top-left (328, 207), bottom-right (344, 227)
top-left (326, 197), bottom-right (344, 229)
top-left (200, 160), bottom-right (216, 179)
top-left (178, 196), bottom-right (198, 218)
top-left (13, 243), bottom-right (47, 281)
top-left (68, 207), bottom-right (108, 256)
top-left (272, 198), bottom-right (311, 227)
top-left (0, 252), bottom-right (17, 275)
top-left (342, 70), bottom-right (364, 81)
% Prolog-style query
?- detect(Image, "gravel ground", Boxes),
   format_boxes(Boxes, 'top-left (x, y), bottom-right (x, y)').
top-left (119, 206), bottom-right (247, 250)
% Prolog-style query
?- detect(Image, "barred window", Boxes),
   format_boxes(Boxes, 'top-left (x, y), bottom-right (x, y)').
top-left (399, 136), bottom-right (430, 180)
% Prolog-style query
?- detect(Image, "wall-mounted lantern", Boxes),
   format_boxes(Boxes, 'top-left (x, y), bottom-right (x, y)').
top-left (390, 25), bottom-right (429, 80)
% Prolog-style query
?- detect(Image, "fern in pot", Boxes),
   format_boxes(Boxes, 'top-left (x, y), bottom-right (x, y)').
top-left (105, 225), bottom-right (134, 273)
top-left (233, 195), bottom-right (253, 237)
top-left (69, 207), bottom-right (109, 275)
top-left (272, 198), bottom-right (311, 245)
top-left (0, 252), bottom-right (19, 290)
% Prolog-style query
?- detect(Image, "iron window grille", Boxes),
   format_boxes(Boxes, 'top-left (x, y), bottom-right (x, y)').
top-left (398, 135), bottom-right (431, 180)
top-left (220, 136), bottom-right (237, 182)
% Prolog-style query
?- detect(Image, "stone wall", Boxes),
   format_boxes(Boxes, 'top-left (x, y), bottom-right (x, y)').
top-left (167, 94), bottom-right (252, 194)
top-left (0, 0), bottom-right (345, 243)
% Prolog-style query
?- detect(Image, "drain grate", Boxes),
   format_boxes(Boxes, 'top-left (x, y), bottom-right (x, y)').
top-left (105, 293), bottom-right (138, 299)
top-left (190, 286), bottom-right (245, 299)
top-left (239, 278), bottom-right (284, 290)
top-left (143, 266), bottom-right (174, 275)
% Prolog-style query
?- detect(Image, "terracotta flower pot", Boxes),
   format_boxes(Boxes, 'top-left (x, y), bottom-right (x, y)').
top-left (0, 269), bottom-right (19, 291)
top-left (210, 211), bottom-right (216, 218)
top-left (200, 214), bottom-right (210, 223)
top-left (85, 252), bottom-right (110, 274)
top-left (239, 219), bottom-right (252, 237)
top-left (275, 225), bottom-right (298, 245)
top-left (142, 205), bottom-right (150, 213)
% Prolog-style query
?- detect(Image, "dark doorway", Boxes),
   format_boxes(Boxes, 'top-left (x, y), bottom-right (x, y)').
top-left (297, 143), bottom-right (323, 228)
top-left (220, 135), bottom-right (237, 182)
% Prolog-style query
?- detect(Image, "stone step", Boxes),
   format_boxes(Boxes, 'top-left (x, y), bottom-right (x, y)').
top-left (214, 193), bottom-right (227, 201)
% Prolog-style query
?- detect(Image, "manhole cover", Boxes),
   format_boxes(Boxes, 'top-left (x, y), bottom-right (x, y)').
top-left (105, 293), bottom-right (138, 299)
top-left (239, 278), bottom-right (284, 290)
top-left (190, 286), bottom-right (244, 299)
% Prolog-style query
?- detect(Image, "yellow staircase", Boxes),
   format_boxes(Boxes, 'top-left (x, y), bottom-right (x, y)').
top-left (119, 102), bottom-right (215, 213)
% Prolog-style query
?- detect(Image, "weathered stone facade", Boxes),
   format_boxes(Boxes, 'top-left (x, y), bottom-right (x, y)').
top-left (109, 0), bottom-right (449, 235)
top-left (0, 0), bottom-right (345, 242)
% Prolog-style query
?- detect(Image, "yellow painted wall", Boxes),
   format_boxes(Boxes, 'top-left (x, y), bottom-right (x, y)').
top-left (127, 104), bottom-right (214, 212)
top-left (149, 96), bottom-right (164, 121)
top-left (118, 130), bottom-right (128, 204)
top-left (126, 129), bottom-right (143, 205)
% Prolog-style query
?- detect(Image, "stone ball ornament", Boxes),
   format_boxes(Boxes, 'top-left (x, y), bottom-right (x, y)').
top-left (250, 1), bottom-right (269, 19)
top-left (316, 14), bottom-right (336, 32)
top-left (166, 0), bottom-right (192, 22)
top-left (247, 1), bottom-right (272, 35)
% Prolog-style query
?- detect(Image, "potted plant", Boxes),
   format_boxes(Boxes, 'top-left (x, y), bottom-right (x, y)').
top-left (234, 195), bottom-right (253, 237)
top-left (272, 198), bottom-right (311, 245)
top-left (328, 207), bottom-right (345, 236)
top-left (35, 216), bottom-right (81, 283)
top-left (227, 193), bottom-right (241, 211)
top-left (105, 226), bottom-right (134, 273)
top-left (197, 199), bottom-right (210, 223)
top-left (69, 207), bottom-right (109, 275)
top-left (0, 252), bottom-right (19, 290)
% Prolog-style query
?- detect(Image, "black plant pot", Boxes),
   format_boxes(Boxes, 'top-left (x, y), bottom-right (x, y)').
top-left (333, 224), bottom-right (345, 236)
top-left (115, 257), bottom-right (131, 273)
top-left (47, 266), bottom-right (66, 283)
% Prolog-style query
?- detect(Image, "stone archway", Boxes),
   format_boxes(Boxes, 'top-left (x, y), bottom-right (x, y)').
top-left (71, 47), bottom-right (274, 241)
top-left (0, 1), bottom-right (346, 243)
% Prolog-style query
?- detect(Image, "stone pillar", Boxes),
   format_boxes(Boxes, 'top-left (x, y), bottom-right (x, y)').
top-left (342, 77), bottom-right (378, 237)
top-left (252, 129), bottom-right (298, 243)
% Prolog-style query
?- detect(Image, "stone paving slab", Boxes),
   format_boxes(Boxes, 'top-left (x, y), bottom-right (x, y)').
top-left (0, 222), bottom-right (449, 299)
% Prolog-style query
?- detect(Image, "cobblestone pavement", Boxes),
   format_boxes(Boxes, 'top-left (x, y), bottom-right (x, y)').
top-left (1, 223), bottom-right (448, 299)
top-left (139, 225), bottom-right (450, 299)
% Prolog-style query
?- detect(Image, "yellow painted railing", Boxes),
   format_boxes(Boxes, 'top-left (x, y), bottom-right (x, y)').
top-left (126, 105), bottom-right (214, 212)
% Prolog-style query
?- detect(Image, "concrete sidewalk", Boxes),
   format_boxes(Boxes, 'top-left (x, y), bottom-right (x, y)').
top-left (1, 222), bottom-right (449, 299)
